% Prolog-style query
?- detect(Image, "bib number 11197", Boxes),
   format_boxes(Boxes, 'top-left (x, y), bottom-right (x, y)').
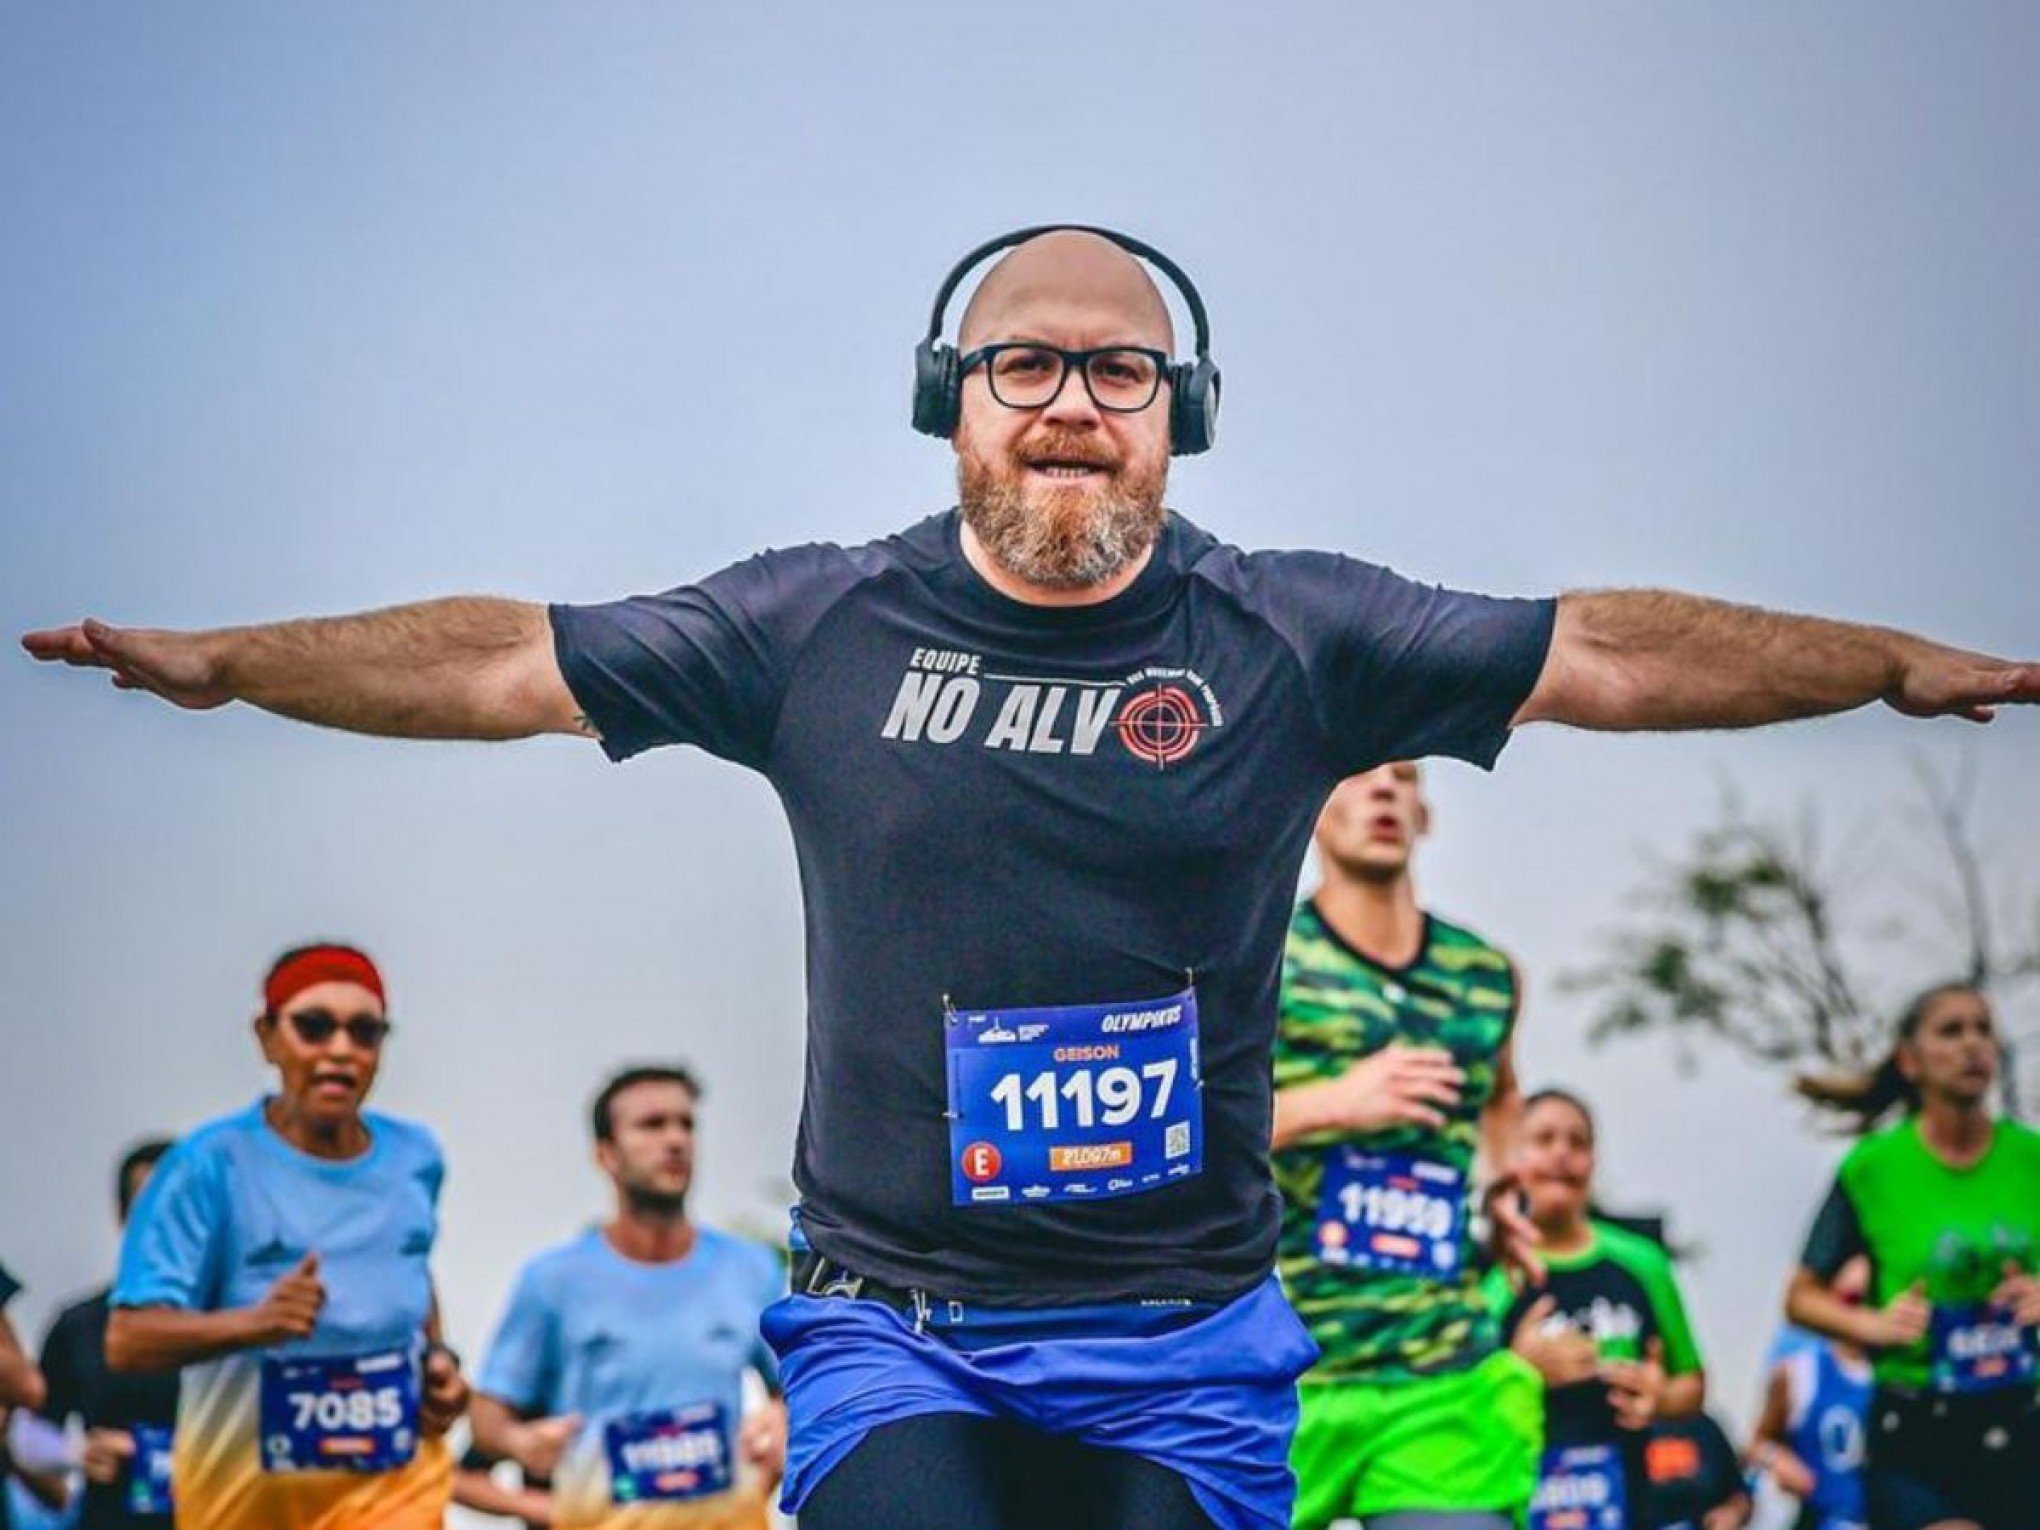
top-left (947, 988), bottom-right (1201, 1207)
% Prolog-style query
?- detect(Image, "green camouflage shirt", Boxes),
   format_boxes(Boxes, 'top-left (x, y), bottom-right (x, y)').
top-left (1273, 900), bottom-right (1519, 1382)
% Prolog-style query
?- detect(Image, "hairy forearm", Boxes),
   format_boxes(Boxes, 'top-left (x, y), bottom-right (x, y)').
top-left (1525, 590), bottom-right (1915, 731)
top-left (207, 598), bottom-right (574, 739)
top-left (106, 1306), bottom-right (261, 1373)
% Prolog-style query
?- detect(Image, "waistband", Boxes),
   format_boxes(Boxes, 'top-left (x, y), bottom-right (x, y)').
top-left (790, 1250), bottom-right (1215, 1340)
top-left (1872, 1382), bottom-right (2038, 1422)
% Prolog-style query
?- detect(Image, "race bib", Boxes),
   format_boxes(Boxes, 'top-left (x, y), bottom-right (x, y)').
top-left (1929, 1302), bottom-right (2037, 1394)
top-left (258, 1349), bottom-right (419, 1473)
top-left (126, 1424), bottom-right (175, 1515)
top-left (1313, 1148), bottom-right (1466, 1275)
top-left (1530, 1443), bottom-right (1628, 1530)
top-left (946, 988), bottom-right (1201, 1206)
top-left (604, 1403), bottom-right (733, 1504)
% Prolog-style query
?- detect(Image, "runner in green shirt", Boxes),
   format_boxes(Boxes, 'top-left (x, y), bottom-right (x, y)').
top-left (1272, 764), bottom-right (1542, 1530)
top-left (1484, 1089), bottom-right (1706, 1530)
top-left (1786, 983), bottom-right (2040, 1530)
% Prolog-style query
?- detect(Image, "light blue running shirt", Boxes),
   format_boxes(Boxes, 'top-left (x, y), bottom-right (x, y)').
top-left (478, 1227), bottom-right (784, 1527)
top-left (111, 1097), bottom-right (448, 1530)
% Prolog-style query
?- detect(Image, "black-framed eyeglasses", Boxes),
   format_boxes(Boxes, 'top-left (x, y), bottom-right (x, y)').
top-left (279, 1008), bottom-right (392, 1050)
top-left (959, 343), bottom-right (1170, 414)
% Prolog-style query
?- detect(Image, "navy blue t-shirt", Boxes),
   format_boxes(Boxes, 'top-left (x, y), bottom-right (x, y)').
top-left (552, 509), bottom-right (1554, 1305)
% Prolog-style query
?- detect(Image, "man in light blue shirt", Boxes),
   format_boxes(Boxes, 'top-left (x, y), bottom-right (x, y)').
top-left (471, 1067), bottom-right (785, 1530)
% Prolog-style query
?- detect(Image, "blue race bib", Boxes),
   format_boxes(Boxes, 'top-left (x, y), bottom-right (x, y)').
top-left (946, 988), bottom-right (1201, 1207)
top-left (258, 1349), bottom-right (419, 1473)
top-left (604, 1403), bottom-right (733, 1504)
top-left (1313, 1148), bottom-right (1466, 1274)
top-left (126, 1424), bottom-right (175, 1515)
top-left (1928, 1302), bottom-right (2037, 1394)
top-left (1530, 1443), bottom-right (1628, 1530)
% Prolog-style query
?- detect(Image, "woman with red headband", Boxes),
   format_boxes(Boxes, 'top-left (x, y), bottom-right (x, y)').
top-left (103, 943), bottom-right (468, 1530)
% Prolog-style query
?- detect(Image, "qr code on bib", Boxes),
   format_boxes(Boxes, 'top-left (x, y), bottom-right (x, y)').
top-left (1166, 1122), bottom-right (1191, 1159)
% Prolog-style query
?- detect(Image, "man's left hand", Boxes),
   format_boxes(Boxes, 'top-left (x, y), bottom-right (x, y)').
top-left (420, 1346), bottom-right (470, 1438)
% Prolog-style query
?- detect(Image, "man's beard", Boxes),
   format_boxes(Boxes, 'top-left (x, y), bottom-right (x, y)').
top-left (622, 1182), bottom-right (688, 1218)
top-left (957, 431), bottom-right (1167, 591)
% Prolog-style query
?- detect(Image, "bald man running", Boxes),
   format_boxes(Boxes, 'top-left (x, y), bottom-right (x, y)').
top-left (24, 227), bottom-right (2040, 1530)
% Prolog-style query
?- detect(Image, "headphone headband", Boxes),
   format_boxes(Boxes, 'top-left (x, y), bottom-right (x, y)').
top-left (921, 224), bottom-right (1213, 359)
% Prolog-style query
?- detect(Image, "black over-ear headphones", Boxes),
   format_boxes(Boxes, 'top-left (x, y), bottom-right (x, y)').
top-left (911, 224), bottom-right (1221, 456)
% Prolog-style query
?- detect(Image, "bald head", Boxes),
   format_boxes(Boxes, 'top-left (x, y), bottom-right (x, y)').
top-left (958, 230), bottom-right (1175, 353)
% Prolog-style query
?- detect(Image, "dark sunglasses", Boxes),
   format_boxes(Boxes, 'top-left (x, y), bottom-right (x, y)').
top-left (278, 1008), bottom-right (392, 1049)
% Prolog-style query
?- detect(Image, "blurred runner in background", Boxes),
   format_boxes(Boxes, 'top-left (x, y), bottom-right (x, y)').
top-left (1273, 764), bottom-right (1542, 1530)
top-left (105, 943), bottom-right (468, 1530)
top-left (471, 1064), bottom-right (785, 1530)
top-left (34, 1139), bottom-right (179, 1529)
top-left (1640, 1413), bottom-right (1749, 1530)
top-left (1786, 982), bottom-right (2040, 1530)
top-left (1745, 1258), bottom-right (1870, 1530)
top-left (1487, 1088), bottom-right (1706, 1530)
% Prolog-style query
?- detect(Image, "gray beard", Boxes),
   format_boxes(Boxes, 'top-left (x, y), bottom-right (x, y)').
top-left (957, 454), bottom-right (1166, 591)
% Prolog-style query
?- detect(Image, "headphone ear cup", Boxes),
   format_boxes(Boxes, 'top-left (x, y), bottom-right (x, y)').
top-left (912, 341), bottom-right (963, 439)
top-left (1169, 358), bottom-right (1220, 456)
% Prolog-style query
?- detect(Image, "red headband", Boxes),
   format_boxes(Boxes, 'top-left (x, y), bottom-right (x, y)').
top-left (264, 946), bottom-right (386, 1014)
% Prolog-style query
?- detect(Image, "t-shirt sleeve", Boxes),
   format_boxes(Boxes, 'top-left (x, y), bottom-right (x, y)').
top-left (1692, 1414), bottom-right (1746, 1507)
top-left (1798, 1179), bottom-right (1867, 1280)
top-left (478, 1264), bottom-right (560, 1416)
top-left (1220, 550), bottom-right (1556, 775)
top-left (1636, 1249), bottom-right (1704, 1377)
top-left (1480, 1266), bottom-right (1526, 1331)
top-left (36, 1306), bottom-right (85, 1424)
top-left (549, 543), bottom-right (875, 768)
top-left (113, 1141), bottom-right (226, 1311)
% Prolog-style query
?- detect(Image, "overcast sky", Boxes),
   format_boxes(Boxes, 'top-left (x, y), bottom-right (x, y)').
top-left (4, 0), bottom-right (2036, 1461)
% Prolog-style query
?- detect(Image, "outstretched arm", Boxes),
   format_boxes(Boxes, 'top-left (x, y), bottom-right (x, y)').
top-left (1515, 590), bottom-right (2038, 731)
top-left (22, 599), bottom-right (589, 742)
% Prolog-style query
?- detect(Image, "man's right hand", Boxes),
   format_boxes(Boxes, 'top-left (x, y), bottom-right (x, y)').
top-left (1857, 1282), bottom-right (1931, 1350)
top-left (247, 1252), bottom-right (326, 1345)
top-left (508, 1413), bottom-right (583, 1480)
top-left (81, 1428), bottom-right (137, 1486)
top-left (20, 621), bottom-right (231, 709)
top-left (1316, 1044), bottom-right (1464, 1134)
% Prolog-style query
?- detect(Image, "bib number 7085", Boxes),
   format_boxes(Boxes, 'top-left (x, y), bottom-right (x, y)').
top-left (987, 1059), bottom-right (1178, 1132)
top-left (289, 1386), bottom-right (407, 1433)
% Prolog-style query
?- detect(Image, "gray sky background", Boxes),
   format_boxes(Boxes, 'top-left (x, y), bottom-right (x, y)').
top-left (4, 0), bottom-right (2037, 1454)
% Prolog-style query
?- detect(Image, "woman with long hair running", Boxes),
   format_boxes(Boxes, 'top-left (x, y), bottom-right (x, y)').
top-left (1786, 982), bottom-right (2040, 1530)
